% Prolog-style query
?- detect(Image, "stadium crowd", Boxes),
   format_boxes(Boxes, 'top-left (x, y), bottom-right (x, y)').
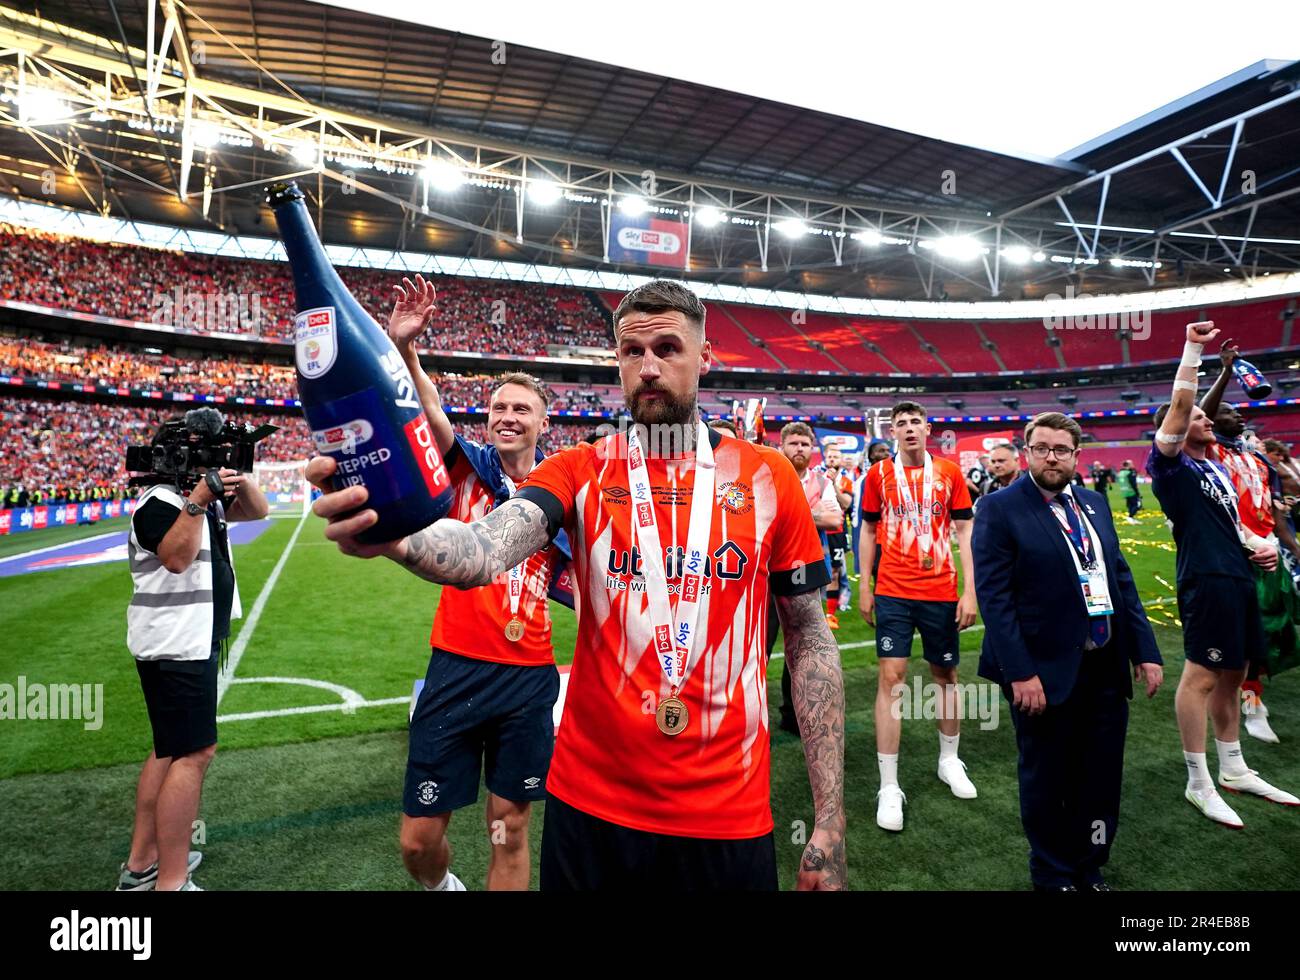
top-left (0, 394), bottom-right (597, 505)
top-left (0, 397), bottom-right (308, 505)
top-left (0, 224), bottom-right (612, 355)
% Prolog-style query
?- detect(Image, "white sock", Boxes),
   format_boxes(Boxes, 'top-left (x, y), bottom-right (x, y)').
top-left (1215, 739), bottom-right (1249, 777)
top-left (424, 870), bottom-right (459, 892)
top-left (878, 752), bottom-right (899, 789)
top-left (1184, 751), bottom-right (1213, 791)
top-left (939, 732), bottom-right (960, 761)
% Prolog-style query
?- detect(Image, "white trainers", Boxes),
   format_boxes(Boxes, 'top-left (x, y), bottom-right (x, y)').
top-left (1244, 701), bottom-right (1281, 744)
top-left (177, 878), bottom-right (203, 891)
top-left (1185, 785), bottom-right (1244, 828)
top-left (938, 757), bottom-right (978, 799)
top-left (114, 850), bottom-right (203, 892)
top-left (876, 785), bottom-right (906, 832)
top-left (1219, 769), bottom-right (1300, 806)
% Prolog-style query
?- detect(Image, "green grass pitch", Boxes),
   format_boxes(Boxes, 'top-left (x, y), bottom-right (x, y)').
top-left (1, 488), bottom-right (1297, 890)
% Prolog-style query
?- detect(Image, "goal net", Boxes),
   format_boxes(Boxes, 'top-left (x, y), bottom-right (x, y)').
top-left (254, 459), bottom-right (313, 519)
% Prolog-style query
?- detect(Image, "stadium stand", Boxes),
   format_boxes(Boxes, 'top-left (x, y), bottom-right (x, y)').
top-left (0, 224), bottom-right (613, 354)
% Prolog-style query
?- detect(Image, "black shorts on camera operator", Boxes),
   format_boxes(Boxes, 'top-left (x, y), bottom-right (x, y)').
top-left (116, 408), bottom-right (275, 892)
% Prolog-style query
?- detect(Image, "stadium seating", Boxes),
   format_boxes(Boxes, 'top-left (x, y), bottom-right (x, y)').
top-left (0, 223), bottom-right (612, 354)
top-left (977, 319), bottom-right (1062, 371)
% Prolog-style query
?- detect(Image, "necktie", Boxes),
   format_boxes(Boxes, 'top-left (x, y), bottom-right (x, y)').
top-left (1058, 492), bottom-right (1110, 648)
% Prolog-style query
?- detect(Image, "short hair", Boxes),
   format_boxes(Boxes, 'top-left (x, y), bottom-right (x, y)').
top-left (780, 421), bottom-right (814, 442)
top-left (1023, 411), bottom-right (1081, 448)
top-left (709, 418), bottom-right (738, 436)
top-left (989, 442), bottom-right (1017, 457)
top-left (611, 279), bottom-right (706, 335)
top-left (1263, 439), bottom-right (1289, 457)
top-left (1153, 402), bottom-right (1171, 431)
top-left (891, 400), bottom-right (927, 421)
top-left (490, 372), bottom-right (549, 410)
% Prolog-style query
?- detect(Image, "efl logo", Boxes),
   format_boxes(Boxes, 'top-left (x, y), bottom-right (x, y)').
top-left (403, 414), bottom-right (451, 498)
top-left (682, 574), bottom-right (700, 603)
top-left (655, 624), bottom-right (672, 655)
top-left (636, 502), bottom-right (654, 527)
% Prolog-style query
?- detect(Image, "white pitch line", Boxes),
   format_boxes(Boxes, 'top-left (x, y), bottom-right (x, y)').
top-left (217, 695), bottom-right (409, 724)
top-left (217, 514), bottom-right (308, 705)
top-left (0, 528), bottom-right (121, 563)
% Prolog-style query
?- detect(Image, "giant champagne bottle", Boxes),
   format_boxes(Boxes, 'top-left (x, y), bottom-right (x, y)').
top-left (267, 182), bottom-right (453, 543)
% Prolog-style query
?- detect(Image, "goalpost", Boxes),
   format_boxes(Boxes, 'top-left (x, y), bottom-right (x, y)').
top-left (253, 459), bottom-right (314, 519)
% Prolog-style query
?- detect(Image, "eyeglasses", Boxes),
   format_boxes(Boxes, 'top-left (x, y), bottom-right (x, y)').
top-left (1027, 444), bottom-right (1077, 460)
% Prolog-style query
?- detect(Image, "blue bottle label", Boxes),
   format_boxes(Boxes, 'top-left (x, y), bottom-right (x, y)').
top-left (306, 386), bottom-right (452, 512)
top-left (295, 307), bottom-right (339, 378)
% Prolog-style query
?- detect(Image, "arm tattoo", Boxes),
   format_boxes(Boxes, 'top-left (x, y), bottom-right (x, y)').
top-left (776, 589), bottom-right (846, 886)
top-left (400, 498), bottom-right (552, 587)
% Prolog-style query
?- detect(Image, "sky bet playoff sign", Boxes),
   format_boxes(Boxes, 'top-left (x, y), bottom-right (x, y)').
top-left (608, 212), bottom-right (689, 269)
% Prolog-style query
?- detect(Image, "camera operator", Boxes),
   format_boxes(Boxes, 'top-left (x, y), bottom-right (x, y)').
top-left (117, 408), bottom-right (269, 892)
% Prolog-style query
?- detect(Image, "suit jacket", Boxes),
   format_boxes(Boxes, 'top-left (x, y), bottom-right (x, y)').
top-left (973, 473), bottom-right (1161, 704)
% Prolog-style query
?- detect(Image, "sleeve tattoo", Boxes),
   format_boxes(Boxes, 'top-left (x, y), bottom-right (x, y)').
top-left (775, 589), bottom-right (847, 885)
top-left (400, 498), bottom-right (552, 587)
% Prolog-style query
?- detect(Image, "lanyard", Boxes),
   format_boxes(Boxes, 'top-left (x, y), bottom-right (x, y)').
top-left (627, 420), bottom-right (715, 693)
top-left (1192, 456), bottom-right (1246, 542)
top-left (892, 452), bottom-right (934, 564)
top-left (501, 467), bottom-right (532, 623)
top-left (1048, 492), bottom-right (1094, 569)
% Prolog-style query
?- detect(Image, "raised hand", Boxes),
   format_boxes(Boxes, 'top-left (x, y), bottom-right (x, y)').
top-left (389, 274), bottom-right (437, 349)
top-left (1218, 338), bottom-right (1240, 369)
top-left (1186, 320), bottom-right (1218, 345)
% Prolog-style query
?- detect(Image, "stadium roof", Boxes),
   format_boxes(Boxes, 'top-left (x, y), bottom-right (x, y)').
top-left (1, 1), bottom-right (1298, 301)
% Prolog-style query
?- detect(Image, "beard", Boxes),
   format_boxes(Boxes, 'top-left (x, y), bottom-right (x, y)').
top-left (1033, 464), bottom-right (1074, 493)
top-left (625, 382), bottom-right (697, 427)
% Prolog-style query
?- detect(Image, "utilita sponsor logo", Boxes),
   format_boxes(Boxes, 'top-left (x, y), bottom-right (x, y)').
top-left (404, 413), bottom-right (451, 498)
top-left (49, 910), bottom-right (151, 960)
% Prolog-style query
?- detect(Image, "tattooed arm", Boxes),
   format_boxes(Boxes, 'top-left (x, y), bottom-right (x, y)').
top-left (775, 588), bottom-right (847, 891)
top-left (397, 499), bottom-right (550, 587)
top-left (306, 455), bottom-right (552, 585)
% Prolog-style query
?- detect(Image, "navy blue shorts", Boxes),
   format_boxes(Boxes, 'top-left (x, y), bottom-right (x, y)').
top-left (874, 594), bottom-right (959, 667)
top-left (1179, 575), bottom-right (1264, 671)
top-left (403, 648), bottom-right (559, 817)
top-left (135, 640), bottom-right (220, 758)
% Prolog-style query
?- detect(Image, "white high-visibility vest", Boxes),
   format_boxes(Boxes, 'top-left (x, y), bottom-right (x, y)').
top-left (126, 484), bottom-right (242, 661)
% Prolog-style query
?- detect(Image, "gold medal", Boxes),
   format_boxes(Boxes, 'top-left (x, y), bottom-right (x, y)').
top-left (921, 556), bottom-right (934, 570)
top-left (655, 695), bottom-right (689, 736)
top-left (504, 618), bottom-right (525, 642)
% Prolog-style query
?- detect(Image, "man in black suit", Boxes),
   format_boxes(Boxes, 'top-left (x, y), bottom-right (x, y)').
top-left (973, 411), bottom-right (1164, 891)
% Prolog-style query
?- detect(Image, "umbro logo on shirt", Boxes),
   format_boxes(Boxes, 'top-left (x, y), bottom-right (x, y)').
top-left (603, 486), bottom-right (630, 505)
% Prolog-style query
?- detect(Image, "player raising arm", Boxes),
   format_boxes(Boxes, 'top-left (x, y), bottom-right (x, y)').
top-left (1149, 320), bottom-right (1297, 829)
